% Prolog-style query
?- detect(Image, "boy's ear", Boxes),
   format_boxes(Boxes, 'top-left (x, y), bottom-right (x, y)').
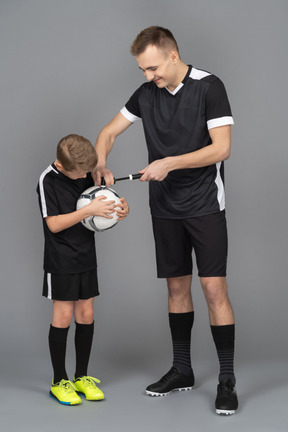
top-left (54, 160), bottom-right (63, 171)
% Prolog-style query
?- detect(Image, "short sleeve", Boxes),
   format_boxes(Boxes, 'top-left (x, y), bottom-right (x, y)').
top-left (120, 86), bottom-right (143, 122)
top-left (205, 78), bottom-right (234, 130)
top-left (38, 176), bottom-right (59, 218)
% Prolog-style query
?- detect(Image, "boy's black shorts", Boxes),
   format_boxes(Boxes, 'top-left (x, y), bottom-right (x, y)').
top-left (152, 211), bottom-right (228, 278)
top-left (43, 268), bottom-right (99, 301)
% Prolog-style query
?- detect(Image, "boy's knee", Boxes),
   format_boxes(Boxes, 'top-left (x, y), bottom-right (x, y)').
top-left (52, 313), bottom-right (72, 328)
top-left (74, 305), bottom-right (94, 324)
top-left (52, 301), bottom-right (73, 327)
top-left (81, 309), bottom-right (94, 324)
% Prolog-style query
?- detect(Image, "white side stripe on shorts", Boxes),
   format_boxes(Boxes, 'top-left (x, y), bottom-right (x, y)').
top-left (47, 273), bottom-right (52, 300)
top-left (215, 162), bottom-right (225, 211)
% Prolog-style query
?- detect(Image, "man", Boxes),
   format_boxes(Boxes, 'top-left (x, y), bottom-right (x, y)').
top-left (94, 26), bottom-right (238, 415)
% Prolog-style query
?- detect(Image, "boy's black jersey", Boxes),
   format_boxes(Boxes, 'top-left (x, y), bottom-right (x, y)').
top-left (37, 163), bottom-right (96, 274)
top-left (121, 65), bottom-right (234, 219)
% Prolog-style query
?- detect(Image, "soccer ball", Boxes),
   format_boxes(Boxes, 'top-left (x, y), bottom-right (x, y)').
top-left (76, 186), bottom-right (122, 232)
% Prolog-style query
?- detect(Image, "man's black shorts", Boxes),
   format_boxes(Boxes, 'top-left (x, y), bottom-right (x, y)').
top-left (152, 211), bottom-right (228, 278)
top-left (42, 268), bottom-right (99, 301)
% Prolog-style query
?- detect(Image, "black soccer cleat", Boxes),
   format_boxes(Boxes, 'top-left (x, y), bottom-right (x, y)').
top-left (215, 379), bottom-right (238, 415)
top-left (146, 366), bottom-right (195, 397)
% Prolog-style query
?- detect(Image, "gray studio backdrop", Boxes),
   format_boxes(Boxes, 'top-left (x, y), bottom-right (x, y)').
top-left (0, 0), bottom-right (287, 383)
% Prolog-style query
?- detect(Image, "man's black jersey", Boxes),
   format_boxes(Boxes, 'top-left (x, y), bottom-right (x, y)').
top-left (37, 163), bottom-right (96, 274)
top-left (121, 65), bottom-right (234, 219)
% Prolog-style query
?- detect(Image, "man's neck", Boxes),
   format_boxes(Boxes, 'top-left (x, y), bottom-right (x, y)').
top-left (167, 61), bottom-right (189, 92)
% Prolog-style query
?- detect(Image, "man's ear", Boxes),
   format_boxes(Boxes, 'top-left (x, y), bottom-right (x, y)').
top-left (170, 50), bottom-right (179, 64)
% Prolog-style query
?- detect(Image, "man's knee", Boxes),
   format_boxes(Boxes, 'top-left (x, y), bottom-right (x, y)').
top-left (167, 275), bottom-right (193, 313)
top-left (201, 277), bottom-right (228, 306)
top-left (167, 275), bottom-right (192, 300)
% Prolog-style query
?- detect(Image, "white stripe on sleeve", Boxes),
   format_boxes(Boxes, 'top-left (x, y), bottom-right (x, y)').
top-left (207, 116), bottom-right (234, 130)
top-left (120, 107), bottom-right (141, 123)
top-left (38, 165), bottom-right (58, 218)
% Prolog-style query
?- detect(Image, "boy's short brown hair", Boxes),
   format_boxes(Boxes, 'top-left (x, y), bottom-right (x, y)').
top-left (57, 134), bottom-right (98, 172)
top-left (130, 26), bottom-right (179, 56)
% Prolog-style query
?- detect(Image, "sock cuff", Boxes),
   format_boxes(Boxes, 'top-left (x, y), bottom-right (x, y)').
top-left (169, 311), bottom-right (194, 340)
top-left (211, 324), bottom-right (235, 348)
top-left (75, 321), bottom-right (94, 337)
top-left (49, 325), bottom-right (69, 342)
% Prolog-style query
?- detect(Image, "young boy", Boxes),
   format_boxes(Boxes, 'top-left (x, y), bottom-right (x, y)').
top-left (37, 134), bottom-right (129, 405)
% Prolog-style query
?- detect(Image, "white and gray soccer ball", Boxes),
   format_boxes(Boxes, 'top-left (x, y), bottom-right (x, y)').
top-left (76, 186), bottom-right (121, 232)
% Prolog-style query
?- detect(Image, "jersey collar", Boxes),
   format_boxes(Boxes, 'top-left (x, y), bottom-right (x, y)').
top-left (165, 65), bottom-right (192, 96)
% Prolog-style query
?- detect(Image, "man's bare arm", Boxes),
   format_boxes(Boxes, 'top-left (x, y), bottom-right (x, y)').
top-left (139, 125), bottom-right (231, 182)
top-left (93, 112), bottom-right (133, 186)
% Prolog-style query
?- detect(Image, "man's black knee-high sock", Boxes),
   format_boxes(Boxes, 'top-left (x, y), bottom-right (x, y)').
top-left (169, 312), bottom-right (194, 375)
top-left (48, 325), bottom-right (69, 384)
top-left (74, 322), bottom-right (94, 379)
top-left (211, 324), bottom-right (236, 385)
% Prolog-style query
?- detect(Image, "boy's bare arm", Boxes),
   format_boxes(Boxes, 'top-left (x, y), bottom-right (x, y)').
top-left (46, 196), bottom-right (116, 233)
top-left (115, 197), bottom-right (130, 221)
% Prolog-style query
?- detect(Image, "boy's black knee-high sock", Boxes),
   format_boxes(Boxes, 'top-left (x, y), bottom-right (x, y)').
top-left (74, 321), bottom-right (94, 379)
top-left (48, 325), bottom-right (69, 384)
top-left (169, 312), bottom-right (194, 375)
top-left (211, 324), bottom-right (236, 385)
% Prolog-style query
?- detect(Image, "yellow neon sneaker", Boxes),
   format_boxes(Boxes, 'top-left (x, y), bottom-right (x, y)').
top-left (73, 376), bottom-right (105, 401)
top-left (49, 379), bottom-right (82, 405)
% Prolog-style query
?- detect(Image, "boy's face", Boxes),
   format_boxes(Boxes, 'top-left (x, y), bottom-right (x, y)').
top-left (55, 160), bottom-right (87, 179)
top-left (62, 168), bottom-right (87, 180)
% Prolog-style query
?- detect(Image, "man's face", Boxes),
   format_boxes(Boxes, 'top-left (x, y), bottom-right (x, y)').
top-left (136, 45), bottom-right (178, 91)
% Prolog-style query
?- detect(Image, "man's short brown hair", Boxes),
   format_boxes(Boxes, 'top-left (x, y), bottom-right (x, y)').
top-left (57, 134), bottom-right (98, 172)
top-left (130, 26), bottom-right (179, 56)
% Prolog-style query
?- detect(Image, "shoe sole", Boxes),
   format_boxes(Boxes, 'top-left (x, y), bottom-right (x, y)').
top-left (76, 391), bottom-right (105, 401)
top-left (49, 391), bottom-right (81, 406)
top-left (146, 386), bottom-right (194, 397)
top-left (216, 409), bottom-right (236, 415)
